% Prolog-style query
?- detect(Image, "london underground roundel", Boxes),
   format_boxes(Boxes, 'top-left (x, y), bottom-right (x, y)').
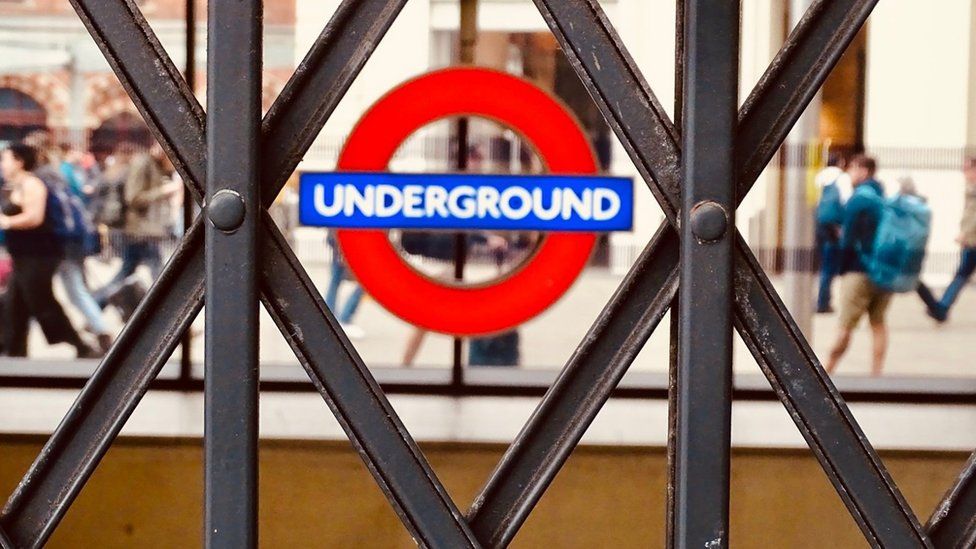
top-left (299, 67), bottom-right (633, 335)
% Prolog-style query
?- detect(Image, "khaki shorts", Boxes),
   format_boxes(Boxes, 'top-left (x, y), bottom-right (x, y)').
top-left (839, 272), bottom-right (892, 329)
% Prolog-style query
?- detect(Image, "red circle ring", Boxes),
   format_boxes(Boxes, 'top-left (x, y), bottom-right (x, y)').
top-left (336, 67), bottom-right (597, 335)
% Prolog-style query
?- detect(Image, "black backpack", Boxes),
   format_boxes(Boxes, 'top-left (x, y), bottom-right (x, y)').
top-left (92, 176), bottom-right (127, 228)
top-left (399, 231), bottom-right (457, 261)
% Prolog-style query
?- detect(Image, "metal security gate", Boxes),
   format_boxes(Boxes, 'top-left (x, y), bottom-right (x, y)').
top-left (1, 0), bottom-right (975, 547)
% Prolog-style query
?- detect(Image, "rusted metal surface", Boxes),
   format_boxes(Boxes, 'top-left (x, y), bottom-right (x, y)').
top-left (926, 451), bottom-right (976, 548)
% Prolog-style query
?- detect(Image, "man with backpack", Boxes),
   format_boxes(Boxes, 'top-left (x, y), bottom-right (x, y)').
top-left (826, 156), bottom-right (932, 376)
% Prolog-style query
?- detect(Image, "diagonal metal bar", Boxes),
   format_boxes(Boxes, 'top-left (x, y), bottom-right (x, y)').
top-left (2, 1), bottom-right (479, 547)
top-left (69, 0), bottom-right (206, 203)
top-left (925, 451), bottom-right (976, 548)
top-left (469, 1), bottom-right (928, 547)
top-left (0, 526), bottom-right (11, 549)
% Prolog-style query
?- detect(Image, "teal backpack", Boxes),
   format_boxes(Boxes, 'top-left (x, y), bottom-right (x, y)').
top-left (816, 181), bottom-right (845, 226)
top-left (864, 194), bottom-right (931, 292)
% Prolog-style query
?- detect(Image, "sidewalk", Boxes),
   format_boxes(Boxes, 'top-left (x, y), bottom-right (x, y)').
top-left (19, 259), bottom-right (974, 379)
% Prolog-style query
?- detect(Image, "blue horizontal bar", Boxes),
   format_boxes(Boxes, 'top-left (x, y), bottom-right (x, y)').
top-left (299, 171), bottom-right (633, 232)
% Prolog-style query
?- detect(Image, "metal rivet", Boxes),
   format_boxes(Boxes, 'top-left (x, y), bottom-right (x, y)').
top-left (689, 200), bottom-right (728, 242)
top-left (208, 189), bottom-right (246, 232)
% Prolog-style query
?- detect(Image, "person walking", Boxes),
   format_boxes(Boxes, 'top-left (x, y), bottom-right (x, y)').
top-left (919, 158), bottom-right (976, 322)
top-left (324, 232), bottom-right (365, 338)
top-left (826, 155), bottom-right (890, 376)
top-left (95, 143), bottom-right (181, 306)
top-left (25, 132), bottom-right (112, 352)
top-left (814, 153), bottom-right (850, 313)
top-left (0, 144), bottom-right (99, 358)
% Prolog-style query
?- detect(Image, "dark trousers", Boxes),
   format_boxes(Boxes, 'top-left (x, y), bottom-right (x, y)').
top-left (816, 224), bottom-right (840, 311)
top-left (96, 238), bottom-right (162, 308)
top-left (941, 247), bottom-right (976, 310)
top-left (111, 239), bottom-right (162, 286)
top-left (3, 254), bottom-right (81, 356)
top-left (918, 247), bottom-right (976, 319)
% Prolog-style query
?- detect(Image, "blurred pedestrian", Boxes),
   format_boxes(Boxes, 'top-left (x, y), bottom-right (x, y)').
top-left (919, 158), bottom-right (976, 322)
top-left (58, 142), bottom-right (85, 199)
top-left (324, 232), bottom-right (365, 338)
top-left (814, 152), bottom-right (850, 313)
top-left (25, 132), bottom-right (111, 352)
top-left (826, 155), bottom-right (890, 376)
top-left (0, 144), bottom-right (99, 358)
top-left (95, 142), bottom-right (181, 307)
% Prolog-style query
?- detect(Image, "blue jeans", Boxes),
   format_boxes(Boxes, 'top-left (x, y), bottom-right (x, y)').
top-left (816, 225), bottom-right (840, 311)
top-left (469, 331), bottom-right (520, 367)
top-left (940, 247), bottom-right (976, 312)
top-left (58, 259), bottom-right (108, 334)
top-left (113, 240), bottom-right (163, 285)
top-left (324, 260), bottom-right (363, 324)
top-left (96, 239), bottom-right (162, 308)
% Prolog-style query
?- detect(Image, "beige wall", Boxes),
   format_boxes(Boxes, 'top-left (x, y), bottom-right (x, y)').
top-left (865, 0), bottom-right (973, 148)
top-left (0, 436), bottom-right (967, 548)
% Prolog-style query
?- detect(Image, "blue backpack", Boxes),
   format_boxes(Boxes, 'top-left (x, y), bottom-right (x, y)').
top-left (817, 181), bottom-right (845, 226)
top-left (864, 194), bottom-right (931, 292)
top-left (37, 167), bottom-right (101, 256)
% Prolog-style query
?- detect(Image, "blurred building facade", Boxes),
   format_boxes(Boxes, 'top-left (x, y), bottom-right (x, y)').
top-left (0, 0), bottom-right (296, 155)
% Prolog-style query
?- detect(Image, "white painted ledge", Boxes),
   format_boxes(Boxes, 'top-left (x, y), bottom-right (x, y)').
top-left (1, 389), bottom-right (974, 452)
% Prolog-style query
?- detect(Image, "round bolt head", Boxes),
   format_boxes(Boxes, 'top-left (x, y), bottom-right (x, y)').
top-left (208, 189), bottom-right (246, 232)
top-left (690, 200), bottom-right (729, 242)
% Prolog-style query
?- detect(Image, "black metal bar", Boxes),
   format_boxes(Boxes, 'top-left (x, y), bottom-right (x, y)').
top-left (1, 1), bottom-right (443, 546)
top-left (925, 451), bottom-right (976, 548)
top-left (471, 0), bottom-right (927, 546)
top-left (452, 0), bottom-right (477, 386)
top-left (453, 115), bottom-right (470, 387)
top-left (674, 2), bottom-right (738, 545)
top-left (69, 0), bottom-right (205, 203)
top-left (665, 295), bottom-right (679, 549)
top-left (180, 0), bottom-right (197, 388)
top-left (204, 0), bottom-right (262, 545)
top-left (736, 0), bottom-right (877, 190)
top-left (529, 0), bottom-right (681, 223)
top-left (666, 3), bottom-right (683, 544)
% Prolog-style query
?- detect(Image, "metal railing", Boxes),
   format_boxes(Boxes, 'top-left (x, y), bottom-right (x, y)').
top-left (1, 0), bottom-right (976, 548)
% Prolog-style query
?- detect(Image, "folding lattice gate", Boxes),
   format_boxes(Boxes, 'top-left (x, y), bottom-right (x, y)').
top-left (1, 0), bottom-right (975, 547)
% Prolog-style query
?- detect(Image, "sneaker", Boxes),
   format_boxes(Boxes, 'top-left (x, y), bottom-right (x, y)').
top-left (926, 304), bottom-right (948, 323)
top-left (107, 276), bottom-right (147, 322)
top-left (76, 342), bottom-right (102, 359)
top-left (97, 333), bottom-right (114, 354)
top-left (340, 323), bottom-right (365, 340)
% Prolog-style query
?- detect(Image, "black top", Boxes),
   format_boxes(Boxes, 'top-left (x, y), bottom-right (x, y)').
top-left (4, 178), bottom-right (63, 259)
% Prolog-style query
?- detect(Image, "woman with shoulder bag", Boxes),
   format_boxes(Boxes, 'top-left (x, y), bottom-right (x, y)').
top-left (0, 144), bottom-right (99, 358)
